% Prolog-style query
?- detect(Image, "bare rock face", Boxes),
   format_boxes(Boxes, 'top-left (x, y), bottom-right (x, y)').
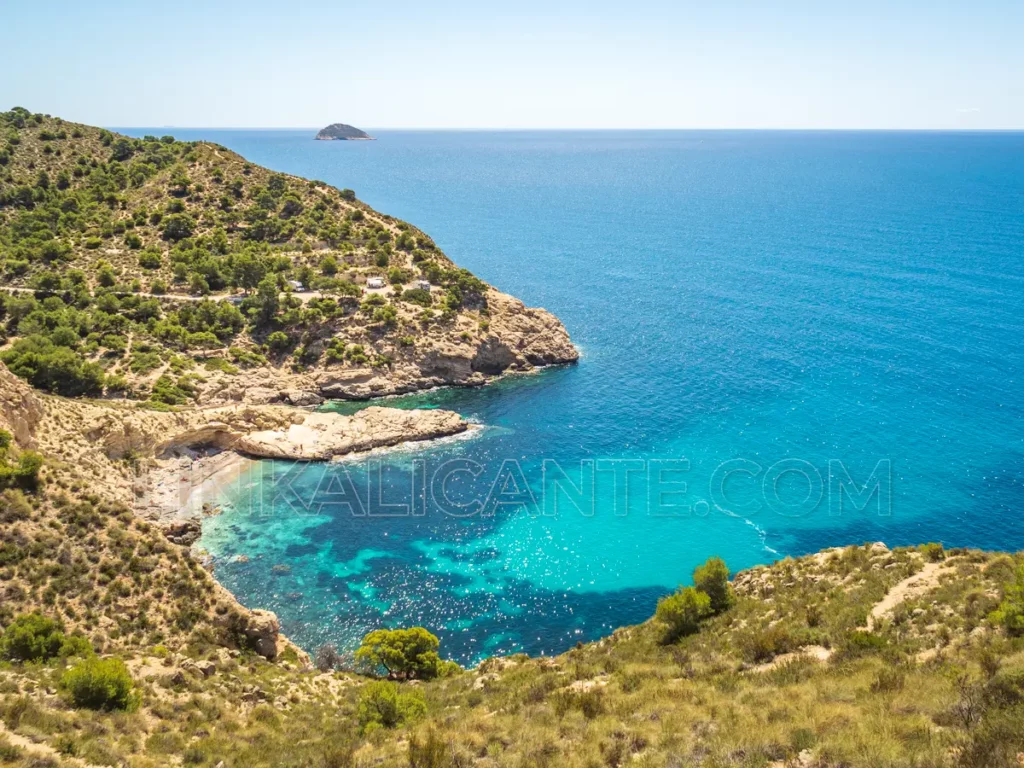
top-left (484, 289), bottom-right (579, 367)
top-left (214, 604), bottom-right (284, 660)
top-left (80, 402), bottom-right (468, 463)
top-left (244, 610), bottom-right (282, 659)
top-left (0, 364), bottom-right (44, 447)
top-left (186, 288), bottom-right (577, 405)
top-left (282, 389), bottom-right (325, 407)
top-left (226, 406), bottom-right (468, 460)
top-left (163, 519), bottom-right (202, 546)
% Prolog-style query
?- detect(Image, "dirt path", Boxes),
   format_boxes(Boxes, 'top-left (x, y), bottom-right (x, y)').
top-left (0, 718), bottom-right (104, 768)
top-left (867, 560), bottom-right (951, 630)
top-left (1, 285), bottom-right (327, 305)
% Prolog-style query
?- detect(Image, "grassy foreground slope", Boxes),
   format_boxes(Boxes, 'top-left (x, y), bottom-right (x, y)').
top-left (0, 107), bottom-right (575, 405)
top-left (3, 515), bottom-right (1024, 767)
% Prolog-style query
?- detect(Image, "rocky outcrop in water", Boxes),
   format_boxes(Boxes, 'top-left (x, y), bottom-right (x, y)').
top-left (315, 123), bottom-right (374, 140)
top-left (82, 404), bottom-right (467, 461)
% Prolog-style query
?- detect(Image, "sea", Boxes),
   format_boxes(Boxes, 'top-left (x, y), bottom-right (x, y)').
top-left (119, 128), bottom-right (1024, 664)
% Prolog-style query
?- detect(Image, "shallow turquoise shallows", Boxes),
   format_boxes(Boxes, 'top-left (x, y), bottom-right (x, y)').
top-left (120, 128), bottom-right (1024, 664)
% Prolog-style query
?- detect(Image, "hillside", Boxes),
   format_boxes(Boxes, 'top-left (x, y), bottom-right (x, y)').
top-left (0, 107), bottom-right (575, 406)
top-left (315, 124), bottom-right (374, 141)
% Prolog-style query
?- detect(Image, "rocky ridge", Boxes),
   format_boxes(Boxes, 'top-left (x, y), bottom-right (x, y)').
top-left (191, 288), bottom-right (578, 405)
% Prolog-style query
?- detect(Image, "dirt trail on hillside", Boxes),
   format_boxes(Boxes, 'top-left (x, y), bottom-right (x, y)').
top-left (0, 720), bottom-right (104, 768)
top-left (867, 560), bottom-right (952, 630)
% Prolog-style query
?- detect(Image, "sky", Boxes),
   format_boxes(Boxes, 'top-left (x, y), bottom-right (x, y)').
top-left (3, 0), bottom-right (1022, 129)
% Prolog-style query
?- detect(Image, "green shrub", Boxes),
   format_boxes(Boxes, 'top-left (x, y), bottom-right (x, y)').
top-left (870, 666), bottom-right (906, 693)
top-left (266, 331), bottom-right (291, 352)
top-left (840, 630), bottom-right (886, 657)
top-left (0, 735), bottom-right (22, 761)
top-left (0, 614), bottom-right (91, 663)
top-left (655, 586), bottom-right (711, 642)
top-left (1, 335), bottom-right (105, 396)
top-left (921, 542), bottom-right (945, 562)
top-left (356, 627), bottom-right (444, 680)
top-left (161, 213), bottom-right (195, 241)
top-left (551, 689), bottom-right (604, 719)
top-left (693, 556), bottom-right (733, 613)
top-left (203, 357), bottom-right (239, 375)
top-left (138, 250), bottom-right (161, 269)
top-left (408, 729), bottom-right (448, 768)
top-left (992, 563), bottom-right (1024, 636)
top-left (0, 614), bottom-right (64, 662)
top-left (401, 288), bottom-right (432, 307)
top-left (738, 623), bottom-right (796, 663)
top-left (61, 657), bottom-right (137, 711)
top-left (357, 681), bottom-right (426, 732)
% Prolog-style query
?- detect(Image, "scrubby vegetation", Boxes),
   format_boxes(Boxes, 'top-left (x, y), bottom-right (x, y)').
top-left (0, 107), bottom-right (494, 403)
top-left (4, 493), bottom-right (1024, 767)
top-left (2, 107), bottom-right (1023, 767)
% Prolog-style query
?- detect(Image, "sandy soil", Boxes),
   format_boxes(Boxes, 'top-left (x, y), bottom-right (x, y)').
top-left (133, 448), bottom-right (255, 524)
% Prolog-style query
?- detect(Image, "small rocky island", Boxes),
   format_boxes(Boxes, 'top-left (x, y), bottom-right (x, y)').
top-left (315, 122), bottom-right (374, 140)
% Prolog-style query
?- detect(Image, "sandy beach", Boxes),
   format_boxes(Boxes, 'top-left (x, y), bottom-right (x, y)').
top-left (133, 448), bottom-right (255, 525)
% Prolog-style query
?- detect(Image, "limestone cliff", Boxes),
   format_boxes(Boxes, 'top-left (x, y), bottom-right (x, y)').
top-left (193, 288), bottom-right (579, 404)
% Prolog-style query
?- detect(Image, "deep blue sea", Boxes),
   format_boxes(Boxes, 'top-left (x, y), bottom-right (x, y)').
top-left (123, 128), bottom-right (1024, 663)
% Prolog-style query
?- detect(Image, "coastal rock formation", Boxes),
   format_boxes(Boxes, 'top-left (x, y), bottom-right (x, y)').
top-left (81, 403), bottom-right (468, 462)
top-left (191, 288), bottom-right (579, 404)
top-left (150, 404), bottom-right (468, 460)
top-left (315, 123), bottom-right (374, 140)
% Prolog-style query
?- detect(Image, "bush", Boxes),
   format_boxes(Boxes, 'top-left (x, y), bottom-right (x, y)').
top-left (738, 623), bottom-right (796, 663)
top-left (355, 627), bottom-right (444, 680)
top-left (315, 644), bottom-right (342, 672)
top-left (266, 331), bottom-right (291, 352)
top-left (551, 689), bottom-right (604, 719)
top-left (921, 542), bottom-right (945, 562)
top-left (992, 563), bottom-right (1024, 636)
top-left (400, 288), bottom-right (432, 307)
top-left (840, 630), bottom-right (886, 657)
top-left (1, 335), bottom-right (105, 396)
top-left (870, 666), bottom-right (906, 693)
top-left (161, 213), bottom-right (195, 241)
top-left (408, 729), bottom-right (448, 768)
top-left (138, 250), bottom-right (162, 269)
top-left (693, 556), bottom-right (733, 614)
top-left (0, 614), bottom-right (64, 662)
top-left (0, 433), bottom-right (43, 492)
top-left (0, 488), bottom-right (32, 523)
top-left (0, 614), bottom-right (91, 663)
top-left (357, 681), bottom-right (426, 731)
top-left (61, 657), bottom-right (137, 711)
top-left (656, 586), bottom-right (711, 642)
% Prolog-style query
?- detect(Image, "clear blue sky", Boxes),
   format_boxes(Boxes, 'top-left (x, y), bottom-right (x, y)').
top-left (3, 0), bottom-right (1022, 129)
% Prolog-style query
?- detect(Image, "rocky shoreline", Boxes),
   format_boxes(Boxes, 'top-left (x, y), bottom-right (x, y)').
top-left (131, 405), bottom-right (472, 527)
top-left (190, 289), bottom-right (579, 406)
top-left (0, 363), bottom-right (475, 660)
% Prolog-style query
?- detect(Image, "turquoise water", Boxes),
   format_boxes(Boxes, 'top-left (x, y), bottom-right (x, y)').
top-left (123, 128), bottom-right (1024, 663)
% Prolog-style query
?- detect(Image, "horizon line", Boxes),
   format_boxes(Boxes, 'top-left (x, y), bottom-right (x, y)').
top-left (110, 125), bottom-right (1024, 133)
